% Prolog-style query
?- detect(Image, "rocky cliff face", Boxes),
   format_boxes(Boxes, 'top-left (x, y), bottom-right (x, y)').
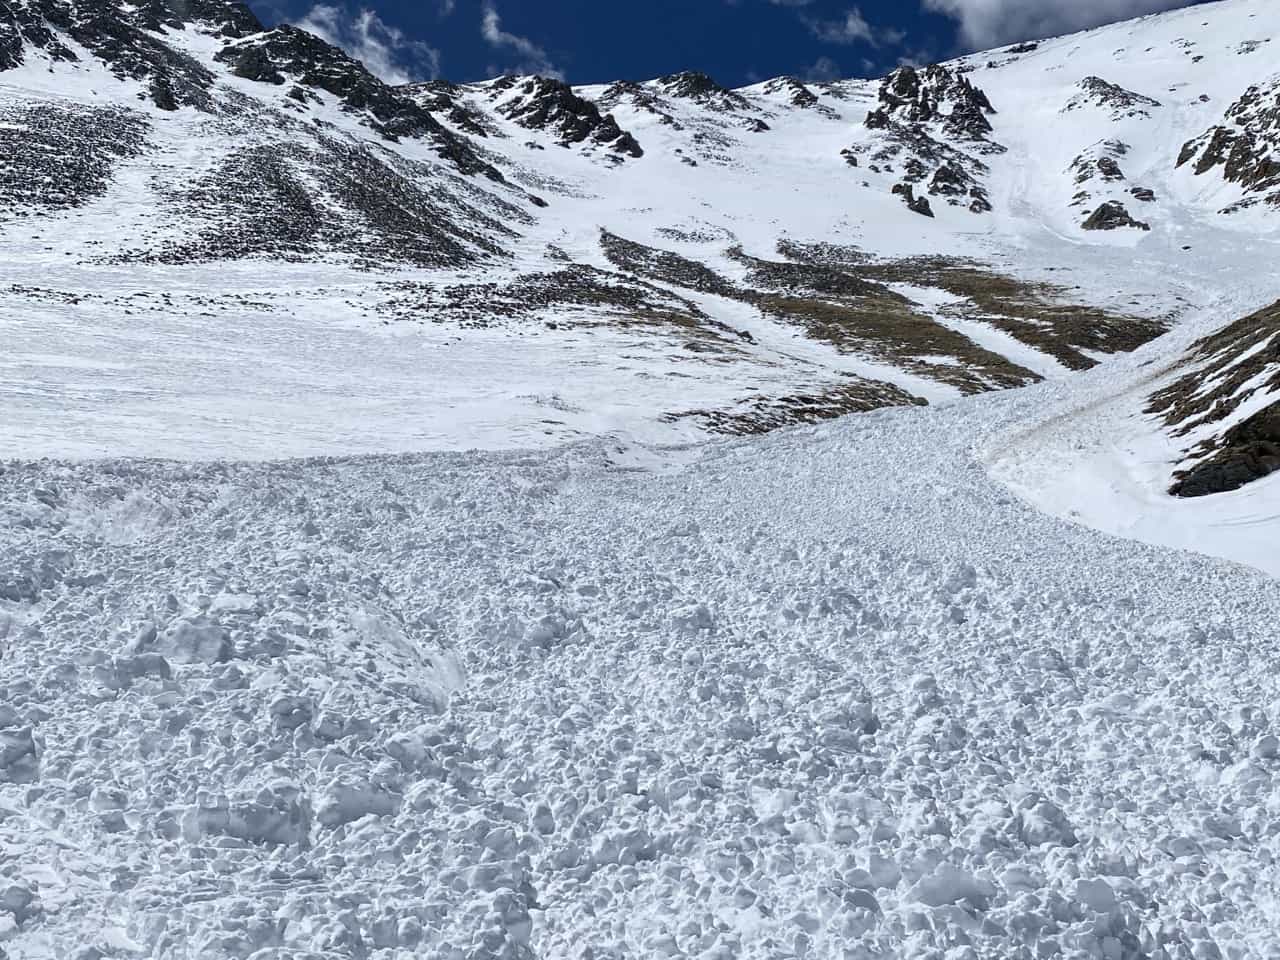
top-left (489, 76), bottom-right (643, 159)
top-left (859, 65), bottom-right (1001, 214)
top-left (1178, 75), bottom-right (1280, 211)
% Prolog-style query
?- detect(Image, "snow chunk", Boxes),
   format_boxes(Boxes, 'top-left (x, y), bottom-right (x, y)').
top-left (909, 864), bottom-right (996, 909)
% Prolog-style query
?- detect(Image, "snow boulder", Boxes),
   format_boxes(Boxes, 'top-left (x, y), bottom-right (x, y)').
top-left (183, 783), bottom-right (311, 846)
top-left (155, 616), bottom-right (232, 664)
top-left (909, 864), bottom-right (997, 909)
top-left (1016, 797), bottom-right (1078, 848)
top-left (0, 726), bottom-right (38, 783)
top-left (316, 776), bottom-right (401, 827)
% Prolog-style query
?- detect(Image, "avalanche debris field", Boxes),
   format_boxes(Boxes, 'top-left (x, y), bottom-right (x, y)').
top-left (2, 388), bottom-right (1279, 958)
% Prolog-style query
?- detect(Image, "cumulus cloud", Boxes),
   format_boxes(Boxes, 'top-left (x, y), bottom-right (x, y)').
top-left (296, 4), bottom-right (440, 83)
top-left (805, 7), bottom-right (905, 47)
top-left (923, 0), bottom-right (1201, 50)
top-left (480, 2), bottom-right (563, 79)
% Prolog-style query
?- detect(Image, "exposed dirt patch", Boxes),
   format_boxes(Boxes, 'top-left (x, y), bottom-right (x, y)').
top-left (731, 249), bottom-right (1041, 394)
top-left (848, 256), bottom-right (1168, 371)
top-left (664, 378), bottom-right (926, 435)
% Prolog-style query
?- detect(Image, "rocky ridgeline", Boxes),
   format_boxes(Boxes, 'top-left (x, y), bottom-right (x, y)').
top-left (1, 0), bottom-right (260, 109)
top-left (400, 80), bottom-right (498, 139)
top-left (217, 28), bottom-right (503, 179)
top-left (861, 65), bottom-right (1001, 216)
top-left (1178, 76), bottom-right (1280, 212)
top-left (489, 76), bottom-right (643, 159)
top-left (655, 71), bottom-right (753, 113)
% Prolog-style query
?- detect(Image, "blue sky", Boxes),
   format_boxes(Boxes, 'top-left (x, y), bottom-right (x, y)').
top-left (249, 0), bottom-right (1208, 87)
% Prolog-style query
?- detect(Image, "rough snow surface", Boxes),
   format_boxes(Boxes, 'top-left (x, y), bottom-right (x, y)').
top-left (4, 0), bottom-right (1280, 956)
top-left (3, 387), bottom-right (1279, 958)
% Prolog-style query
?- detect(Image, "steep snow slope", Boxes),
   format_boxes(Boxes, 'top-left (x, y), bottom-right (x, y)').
top-left (2, 0), bottom-right (1278, 464)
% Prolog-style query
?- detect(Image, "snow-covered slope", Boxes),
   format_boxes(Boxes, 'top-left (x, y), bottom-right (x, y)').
top-left (5, 2), bottom-right (1280, 957)
top-left (1, 0), bottom-right (1277, 462)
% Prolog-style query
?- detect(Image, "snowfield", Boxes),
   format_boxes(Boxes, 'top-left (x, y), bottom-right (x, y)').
top-left (3, 0), bottom-right (1280, 956)
top-left (3, 386), bottom-right (1280, 959)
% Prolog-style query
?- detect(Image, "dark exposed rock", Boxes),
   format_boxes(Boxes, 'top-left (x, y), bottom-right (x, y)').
top-left (891, 182), bottom-right (934, 217)
top-left (1177, 77), bottom-right (1280, 210)
top-left (656, 71), bottom-right (752, 112)
top-left (215, 27), bottom-right (505, 180)
top-left (861, 64), bottom-right (1000, 216)
top-left (1064, 77), bottom-right (1161, 118)
top-left (1, 0), bottom-right (257, 109)
top-left (228, 46), bottom-right (286, 85)
top-left (759, 76), bottom-right (840, 119)
top-left (493, 76), bottom-right (642, 158)
top-left (1082, 201), bottom-right (1149, 231)
top-left (120, 130), bottom-right (525, 268)
top-left (1169, 405), bottom-right (1280, 497)
top-left (1130, 186), bottom-right (1156, 202)
top-left (1149, 299), bottom-right (1280, 497)
top-left (1071, 144), bottom-right (1129, 185)
top-left (761, 76), bottom-right (818, 109)
top-left (0, 101), bottom-right (149, 218)
top-left (1096, 156), bottom-right (1125, 180)
top-left (400, 80), bottom-right (495, 138)
top-left (875, 65), bottom-right (998, 144)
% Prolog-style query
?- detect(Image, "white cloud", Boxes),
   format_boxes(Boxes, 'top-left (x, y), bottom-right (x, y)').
top-left (480, 2), bottom-right (564, 79)
top-left (802, 56), bottom-right (843, 82)
top-left (296, 4), bottom-right (440, 84)
top-left (805, 7), bottom-right (905, 47)
top-left (923, 0), bottom-right (1200, 50)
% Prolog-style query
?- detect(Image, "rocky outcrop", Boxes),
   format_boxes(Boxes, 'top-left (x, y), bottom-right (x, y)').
top-left (1169, 405), bottom-right (1280, 496)
top-left (867, 65), bottom-right (999, 148)
top-left (0, 0), bottom-right (256, 109)
top-left (1149, 299), bottom-right (1280, 497)
top-left (216, 28), bottom-right (504, 179)
top-left (401, 80), bottom-right (496, 138)
top-left (655, 71), bottom-right (752, 112)
top-left (892, 182), bottom-right (934, 217)
top-left (493, 76), bottom-right (642, 158)
top-left (1081, 201), bottom-right (1149, 230)
top-left (1064, 77), bottom-right (1161, 119)
top-left (862, 65), bottom-right (1000, 215)
top-left (1177, 76), bottom-right (1280, 211)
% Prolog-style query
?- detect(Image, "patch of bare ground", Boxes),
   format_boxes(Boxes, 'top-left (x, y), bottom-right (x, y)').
top-left (783, 243), bottom-right (1168, 370)
top-left (663, 378), bottom-right (926, 435)
top-left (1147, 299), bottom-right (1280, 497)
top-left (371, 264), bottom-right (745, 349)
top-left (730, 248), bottom-right (1041, 394)
top-left (601, 231), bottom-right (1041, 394)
